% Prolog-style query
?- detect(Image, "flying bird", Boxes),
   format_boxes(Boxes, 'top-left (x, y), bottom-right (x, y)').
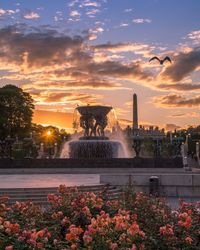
top-left (149, 56), bottom-right (172, 65)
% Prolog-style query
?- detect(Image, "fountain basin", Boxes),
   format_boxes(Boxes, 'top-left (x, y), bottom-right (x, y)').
top-left (60, 104), bottom-right (127, 159)
top-left (76, 105), bottom-right (112, 116)
top-left (68, 140), bottom-right (125, 159)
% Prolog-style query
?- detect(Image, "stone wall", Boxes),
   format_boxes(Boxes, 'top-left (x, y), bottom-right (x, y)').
top-left (0, 157), bottom-right (183, 168)
top-left (100, 173), bottom-right (200, 198)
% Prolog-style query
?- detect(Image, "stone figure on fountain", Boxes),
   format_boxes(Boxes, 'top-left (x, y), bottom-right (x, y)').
top-left (80, 114), bottom-right (95, 137)
top-left (97, 115), bottom-right (108, 137)
top-left (79, 113), bottom-right (108, 138)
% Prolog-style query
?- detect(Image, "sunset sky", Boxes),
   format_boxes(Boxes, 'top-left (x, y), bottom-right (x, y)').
top-left (0, 0), bottom-right (200, 131)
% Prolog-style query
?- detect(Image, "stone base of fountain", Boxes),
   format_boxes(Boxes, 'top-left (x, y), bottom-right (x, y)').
top-left (79, 136), bottom-right (109, 141)
top-left (68, 138), bottom-right (125, 159)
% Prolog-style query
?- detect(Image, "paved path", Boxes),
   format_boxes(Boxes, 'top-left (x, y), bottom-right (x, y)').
top-left (0, 174), bottom-right (100, 188)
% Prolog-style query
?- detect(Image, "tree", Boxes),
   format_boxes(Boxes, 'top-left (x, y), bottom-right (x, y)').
top-left (0, 85), bottom-right (34, 139)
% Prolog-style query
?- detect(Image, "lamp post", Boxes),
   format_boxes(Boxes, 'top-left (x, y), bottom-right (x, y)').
top-left (39, 142), bottom-right (44, 158)
top-left (132, 135), bottom-right (143, 158)
top-left (0, 140), bottom-right (6, 158)
top-left (46, 130), bottom-right (52, 158)
top-left (54, 142), bottom-right (58, 158)
top-left (5, 136), bottom-right (15, 159)
top-left (153, 137), bottom-right (162, 158)
top-left (170, 132), bottom-right (173, 144)
top-left (196, 141), bottom-right (200, 167)
top-left (181, 142), bottom-right (191, 170)
top-left (172, 135), bottom-right (183, 157)
top-left (23, 137), bottom-right (33, 158)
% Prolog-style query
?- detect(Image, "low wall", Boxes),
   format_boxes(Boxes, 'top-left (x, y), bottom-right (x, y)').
top-left (0, 157), bottom-right (183, 168)
top-left (100, 173), bottom-right (200, 198)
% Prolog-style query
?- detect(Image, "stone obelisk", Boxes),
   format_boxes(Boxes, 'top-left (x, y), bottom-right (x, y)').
top-left (133, 93), bottom-right (138, 129)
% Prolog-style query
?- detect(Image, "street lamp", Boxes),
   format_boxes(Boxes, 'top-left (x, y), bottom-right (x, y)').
top-left (153, 137), bottom-right (162, 158)
top-left (46, 130), bottom-right (52, 158)
top-left (5, 136), bottom-right (15, 158)
top-left (132, 135), bottom-right (143, 158)
top-left (196, 142), bottom-right (200, 167)
top-left (54, 142), bottom-right (58, 158)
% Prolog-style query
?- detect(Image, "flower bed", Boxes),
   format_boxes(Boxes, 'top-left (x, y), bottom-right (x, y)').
top-left (1, 185), bottom-right (200, 249)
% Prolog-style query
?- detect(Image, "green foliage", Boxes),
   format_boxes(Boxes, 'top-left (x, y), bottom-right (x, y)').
top-left (0, 85), bottom-right (34, 139)
top-left (12, 149), bottom-right (26, 159)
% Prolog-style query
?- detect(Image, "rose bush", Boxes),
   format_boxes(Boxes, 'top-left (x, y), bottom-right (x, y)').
top-left (0, 186), bottom-right (200, 249)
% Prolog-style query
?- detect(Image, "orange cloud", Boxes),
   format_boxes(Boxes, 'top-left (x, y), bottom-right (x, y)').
top-left (154, 94), bottom-right (200, 108)
top-left (93, 42), bottom-right (154, 58)
top-left (157, 83), bottom-right (200, 92)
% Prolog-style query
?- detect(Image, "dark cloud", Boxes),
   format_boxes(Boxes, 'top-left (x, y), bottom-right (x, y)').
top-left (0, 25), bottom-right (84, 67)
top-left (87, 61), bottom-right (148, 78)
top-left (0, 24), bottom-right (153, 90)
top-left (23, 78), bottom-right (122, 90)
top-left (155, 94), bottom-right (200, 107)
top-left (94, 42), bottom-right (127, 50)
top-left (52, 60), bottom-right (152, 82)
top-left (93, 42), bottom-right (149, 51)
top-left (0, 25), bottom-right (153, 79)
top-left (157, 83), bottom-right (200, 91)
top-left (25, 87), bottom-right (102, 105)
top-left (160, 47), bottom-right (200, 82)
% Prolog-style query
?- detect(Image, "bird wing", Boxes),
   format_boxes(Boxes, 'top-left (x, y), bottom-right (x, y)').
top-left (149, 56), bottom-right (160, 62)
top-left (163, 56), bottom-right (172, 63)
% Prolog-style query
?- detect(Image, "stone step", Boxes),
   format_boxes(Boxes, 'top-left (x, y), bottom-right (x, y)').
top-left (0, 187), bottom-right (110, 193)
top-left (6, 192), bottom-right (122, 201)
top-left (0, 184), bottom-right (106, 192)
top-left (3, 189), bottom-right (122, 198)
top-left (0, 188), bottom-right (118, 196)
top-left (7, 196), bottom-right (122, 205)
top-left (0, 190), bottom-right (121, 199)
top-left (8, 195), bottom-right (122, 205)
top-left (0, 185), bottom-right (122, 205)
top-left (0, 184), bottom-right (117, 192)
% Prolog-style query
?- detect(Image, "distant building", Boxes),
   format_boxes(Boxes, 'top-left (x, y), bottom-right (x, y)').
top-left (132, 125), bottom-right (165, 139)
top-left (125, 93), bottom-right (165, 139)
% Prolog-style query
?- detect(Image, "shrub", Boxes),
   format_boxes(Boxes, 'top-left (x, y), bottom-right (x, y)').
top-left (1, 187), bottom-right (200, 249)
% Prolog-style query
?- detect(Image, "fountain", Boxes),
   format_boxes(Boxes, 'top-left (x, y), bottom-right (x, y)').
top-left (61, 105), bottom-right (126, 158)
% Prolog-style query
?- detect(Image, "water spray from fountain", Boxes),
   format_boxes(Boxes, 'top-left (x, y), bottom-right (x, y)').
top-left (60, 105), bottom-right (128, 158)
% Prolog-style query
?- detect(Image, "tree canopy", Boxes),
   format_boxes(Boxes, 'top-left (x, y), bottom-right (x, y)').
top-left (0, 85), bottom-right (34, 139)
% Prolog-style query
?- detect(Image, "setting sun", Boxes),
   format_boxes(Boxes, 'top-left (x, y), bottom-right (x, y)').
top-left (46, 130), bottom-right (51, 136)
